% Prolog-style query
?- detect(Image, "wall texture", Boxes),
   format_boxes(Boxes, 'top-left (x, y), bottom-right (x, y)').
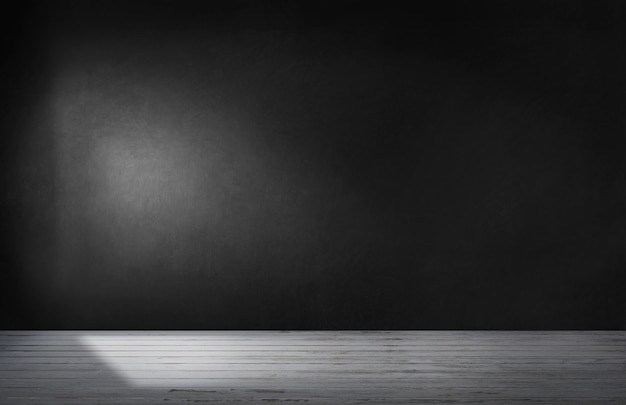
top-left (1, 0), bottom-right (625, 329)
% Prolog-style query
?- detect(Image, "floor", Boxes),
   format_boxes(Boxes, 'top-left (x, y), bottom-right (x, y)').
top-left (1, 331), bottom-right (625, 404)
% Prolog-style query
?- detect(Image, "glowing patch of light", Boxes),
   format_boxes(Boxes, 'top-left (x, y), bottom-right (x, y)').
top-left (92, 135), bottom-right (203, 225)
top-left (79, 334), bottom-right (285, 388)
top-left (50, 62), bottom-right (219, 276)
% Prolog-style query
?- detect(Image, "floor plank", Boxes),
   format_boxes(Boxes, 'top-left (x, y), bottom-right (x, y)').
top-left (1, 331), bottom-right (625, 404)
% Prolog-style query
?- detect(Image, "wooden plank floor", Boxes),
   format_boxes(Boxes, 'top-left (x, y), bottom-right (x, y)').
top-left (1, 331), bottom-right (625, 404)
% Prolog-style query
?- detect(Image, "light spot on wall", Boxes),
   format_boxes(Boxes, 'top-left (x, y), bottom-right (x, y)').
top-left (48, 40), bottom-right (221, 284)
top-left (93, 134), bottom-right (203, 229)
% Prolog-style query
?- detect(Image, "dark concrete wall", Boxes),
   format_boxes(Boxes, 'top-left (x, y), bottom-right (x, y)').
top-left (2, 0), bottom-right (625, 329)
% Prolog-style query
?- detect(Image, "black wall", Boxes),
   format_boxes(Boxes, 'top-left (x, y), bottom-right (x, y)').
top-left (1, 0), bottom-right (625, 329)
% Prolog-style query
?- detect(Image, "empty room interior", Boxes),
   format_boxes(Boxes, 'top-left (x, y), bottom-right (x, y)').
top-left (1, 0), bottom-right (625, 403)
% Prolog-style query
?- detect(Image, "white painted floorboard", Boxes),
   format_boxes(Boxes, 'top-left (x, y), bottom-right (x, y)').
top-left (1, 331), bottom-right (625, 404)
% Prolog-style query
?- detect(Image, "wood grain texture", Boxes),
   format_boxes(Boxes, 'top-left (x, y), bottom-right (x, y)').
top-left (1, 331), bottom-right (625, 404)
